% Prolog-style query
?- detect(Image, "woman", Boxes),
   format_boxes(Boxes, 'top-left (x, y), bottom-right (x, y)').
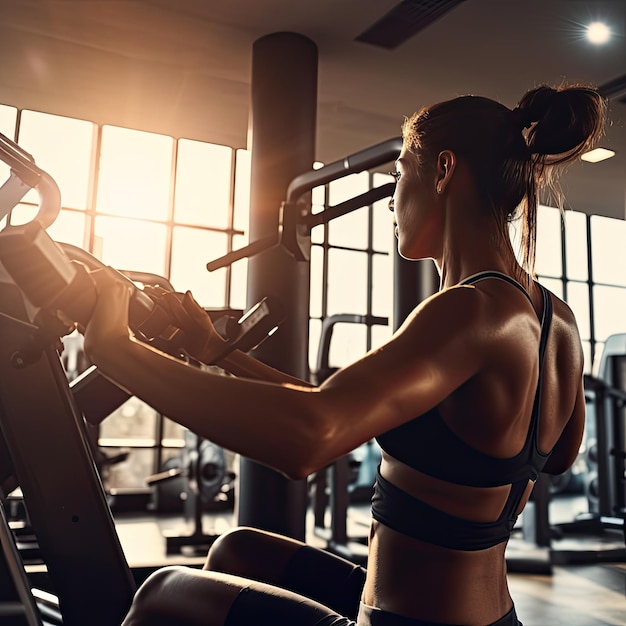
top-left (83, 83), bottom-right (606, 626)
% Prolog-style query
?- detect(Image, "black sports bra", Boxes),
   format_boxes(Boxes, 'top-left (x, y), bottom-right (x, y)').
top-left (372, 271), bottom-right (554, 550)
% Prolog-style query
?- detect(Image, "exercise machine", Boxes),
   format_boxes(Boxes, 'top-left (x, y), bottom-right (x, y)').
top-left (310, 314), bottom-right (388, 565)
top-left (505, 336), bottom-right (626, 574)
top-left (0, 131), bottom-right (136, 625)
top-left (579, 334), bottom-right (626, 539)
top-left (0, 131), bottom-right (285, 623)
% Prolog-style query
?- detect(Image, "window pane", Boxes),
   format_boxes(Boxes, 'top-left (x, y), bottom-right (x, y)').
top-left (233, 149), bottom-right (251, 237)
top-left (591, 215), bottom-right (626, 286)
top-left (0, 104), bottom-right (17, 138)
top-left (564, 210), bottom-right (588, 281)
top-left (175, 140), bottom-right (232, 228)
top-left (566, 281), bottom-right (590, 340)
top-left (312, 184), bottom-right (325, 208)
top-left (309, 318), bottom-right (322, 373)
top-left (162, 417), bottom-right (186, 444)
top-left (326, 249), bottom-right (368, 315)
top-left (371, 324), bottom-right (392, 351)
top-left (170, 226), bottom-right (228, 307)
top-left (100, 396), bottom-right (158, 440)
top-left (538, 276), bottom-right (563, 299)
top-left (372, 173), bottom-right (395, 254)
top-left (101, 448), bottom-right (156, 491)
top-left (311, 222), bottom-right (324, 245)
top-left (582, 341), bottom-right (592, 374)
top-left (309, 244), bottom-right (324, 318)
top-left (591, 341), bottom-right (604, 374)
top-left (328, 323), bottom-right (367, 369)
top-left (229, 234), bottom-right (248, 310)
top-left (18, 110), bottom-right (94, 210)
top-left (97, 126), bottom-right (173, 221)
top-left (592, 285), bottom-right (626, 343)
top-left (372, 253), bottom-right (392, 319)
top-left (7, 202), bottom-right (39, 225)
top-left (328, 205), bottom-right (369, 249)
top-left (328, 172), bottom-right (369, 249)
top-left (535, 205), bottom-right (562, 277)
top-left (94, 216), bottom-right (168, 276)
top-left (47, 210), bottom-right (86, 248)
top-left (0, 105), bottom-right (17, 186)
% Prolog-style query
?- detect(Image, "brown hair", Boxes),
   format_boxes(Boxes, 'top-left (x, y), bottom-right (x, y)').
top-left (402, 84), bottom-right (607, 278)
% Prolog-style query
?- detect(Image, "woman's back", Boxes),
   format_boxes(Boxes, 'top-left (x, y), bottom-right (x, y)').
top-left (363, 274), bottom-right (585, 625)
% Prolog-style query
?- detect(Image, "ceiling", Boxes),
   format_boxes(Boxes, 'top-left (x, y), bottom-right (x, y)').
top-left (0, 0), bottom-right (624, 219)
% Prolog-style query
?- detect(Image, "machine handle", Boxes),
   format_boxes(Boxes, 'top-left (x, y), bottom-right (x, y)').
top-left (0, 132), bottom-right (62, 229)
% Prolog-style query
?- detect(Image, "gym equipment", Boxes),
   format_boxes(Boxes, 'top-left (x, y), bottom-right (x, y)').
top-left (505, 336), bottom-right (626, 573)
top-left (206, 136), bottom-right (402, 271)
top-left (0, 134), bottom-right (286, 623)
top-left (580, 334), bottom-right (626, 537)
top-left (0, 135), bottom-right (136, 625)
top-left (0, 132), bottom-right (60, 228)
top-left (147, 430), bottom-right (236, 555)
top-left (310, 314), bottom-right (388, 565)
top-left (0, 218), bottom-right (285, 427)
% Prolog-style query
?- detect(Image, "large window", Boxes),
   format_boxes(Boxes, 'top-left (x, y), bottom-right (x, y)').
top-left (309, 171), bottom-right (394, 376)
top-left (1, 106), bottom-right (251, 493)
top-left (534, 206), bottom-right (626, 372)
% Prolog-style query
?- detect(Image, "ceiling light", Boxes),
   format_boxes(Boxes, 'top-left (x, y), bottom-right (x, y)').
top-left (586, 22), bottom-right (611, 44)
top-left (581, 147), bottom-right (615, 163)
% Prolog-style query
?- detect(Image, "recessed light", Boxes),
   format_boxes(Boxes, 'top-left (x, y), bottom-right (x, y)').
top-left (586, 22), bottom-right (611, 44)
top-left (581, 147), bottom-right (615, 163)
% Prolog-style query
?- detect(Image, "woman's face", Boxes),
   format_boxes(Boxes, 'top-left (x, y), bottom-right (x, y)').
top-left (390, 146), bottom-right (440, 260)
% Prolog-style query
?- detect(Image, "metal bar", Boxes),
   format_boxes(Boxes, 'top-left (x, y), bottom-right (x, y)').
top-left (0, 311), bottom-right (136, 625)
top-left (286, 136), bottom-right (402, 202)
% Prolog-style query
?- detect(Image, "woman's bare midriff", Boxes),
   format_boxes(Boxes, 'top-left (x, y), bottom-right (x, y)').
top-left (363, 521), bottom-right (512, 625)
top-left (359, 454), bottom-right (529, 624)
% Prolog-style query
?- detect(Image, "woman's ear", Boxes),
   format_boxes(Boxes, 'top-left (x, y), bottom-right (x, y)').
top-left (435, 150), bottom-right (456, 195)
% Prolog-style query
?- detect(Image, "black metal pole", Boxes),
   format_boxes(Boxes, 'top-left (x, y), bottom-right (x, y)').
top-left (237, 32), bottom-right (318, 540)
top-left (393, 252), bottom-right (439, 331)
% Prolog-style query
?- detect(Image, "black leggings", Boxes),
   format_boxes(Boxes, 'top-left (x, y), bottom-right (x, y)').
top-left (223, 545), bottom-right (522, 626)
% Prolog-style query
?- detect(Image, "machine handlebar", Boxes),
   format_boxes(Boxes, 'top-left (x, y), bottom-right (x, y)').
top-left (0, 132), bottom-right (62, 229)
top-left (0, 221), bottom-right (285, 361)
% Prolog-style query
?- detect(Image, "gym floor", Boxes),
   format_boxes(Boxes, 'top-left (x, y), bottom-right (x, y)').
top-left (114, 494), bottom-right (626, 626)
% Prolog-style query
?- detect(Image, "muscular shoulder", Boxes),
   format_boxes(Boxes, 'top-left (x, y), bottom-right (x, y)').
top-left (400, 280), bottom-right (532, 346)
top-left (541, 288), bottom-right (584, 375)
top-left (394, 283), bottom-right (518, 381)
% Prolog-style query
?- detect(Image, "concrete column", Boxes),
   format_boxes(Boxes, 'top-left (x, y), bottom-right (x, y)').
top-left (393, 252), bottom-right (440, 330)
top-left (237, 32), bottom-right (317, 540)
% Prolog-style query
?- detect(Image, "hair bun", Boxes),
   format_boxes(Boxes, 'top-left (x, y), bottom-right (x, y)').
top-left (516, 85), bottom-right (606, 157)
top-left (510, 106), bottom-right (536, 131)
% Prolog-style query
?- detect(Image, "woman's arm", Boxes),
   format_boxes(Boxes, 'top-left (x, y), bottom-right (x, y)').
top-left (542, 378), bottom-right (586, 475)
top-left (217, 349), bottom-right (313, 386)
top-left (84, 269), bottom-right (486, 479)
top-left (144, 286), bottom-right (312, 387)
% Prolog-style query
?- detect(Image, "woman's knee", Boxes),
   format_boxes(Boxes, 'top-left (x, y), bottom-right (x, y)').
top-left (122, 566), bottom-right (188, 625)
top-left (206, 527), bottom-right (260, 572)
top-left (123, 566), bottom-right (242, 626)
top-left (205, 526), bottom-right (305, 580)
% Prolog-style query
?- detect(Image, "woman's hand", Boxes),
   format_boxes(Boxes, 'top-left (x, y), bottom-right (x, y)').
top-left (143, 286), bottom-right (227, 364)
top-left (83, 266), bottom-right (134, 367)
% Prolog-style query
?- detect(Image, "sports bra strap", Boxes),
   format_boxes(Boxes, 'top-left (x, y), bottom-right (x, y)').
top-left (460, 271), bottom-right (554, 467)
top-left (461, 271), bottom-right (537, 318)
